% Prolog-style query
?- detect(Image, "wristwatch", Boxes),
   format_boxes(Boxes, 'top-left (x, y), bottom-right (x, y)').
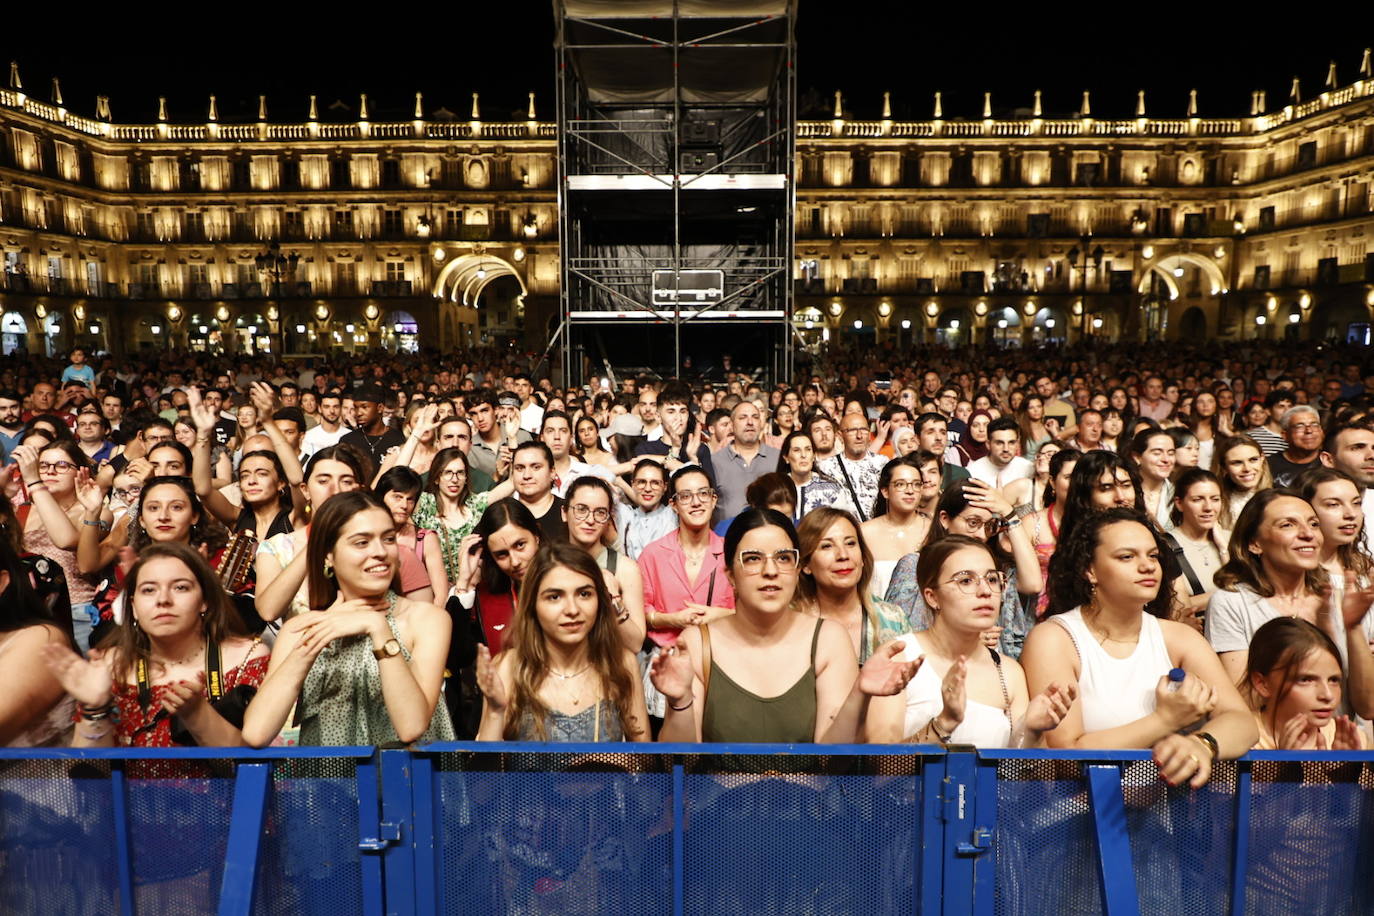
top-left (373, 638), bottom-right (402, 661)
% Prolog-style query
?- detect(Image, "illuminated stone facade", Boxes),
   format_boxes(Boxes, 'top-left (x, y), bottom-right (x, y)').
top-left (0, 80), bottom-right (558, 357)
top-left (794, 73), bottom-right (1374, 349)
top-left (2, 60), bottom-right (1373, 358)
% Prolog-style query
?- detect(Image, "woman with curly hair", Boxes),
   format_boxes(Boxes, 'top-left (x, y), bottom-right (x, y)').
top-left (474, 542), bottom-right (648, 741)
top-left (1021, 508), bottom-right (1256, 786)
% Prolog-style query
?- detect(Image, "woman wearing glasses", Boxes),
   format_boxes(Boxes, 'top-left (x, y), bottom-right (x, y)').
top-left (885, 479), bottom-right (1043, 657)
top-left (861, 456), bottom-right (932, 603)
top-left (562, 476), bottom-right (647, 651)
top-left (864, 536), bottom-right (1075, 746)
top-left (638, 467), bottom-right (737, 719)
top-left (14, 440), bottom-right (100, 651)
top-left (650, 508), bottom-right (919, 743)
top-left (411, 447), bottom-right (514, 588)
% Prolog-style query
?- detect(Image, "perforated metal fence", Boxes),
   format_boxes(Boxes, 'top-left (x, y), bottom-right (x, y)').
top-left (2, 745), bottom-right (1372, 916)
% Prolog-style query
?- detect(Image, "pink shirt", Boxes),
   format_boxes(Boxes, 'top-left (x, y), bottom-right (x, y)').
top-left (638, 529), bottom-right (735, 647)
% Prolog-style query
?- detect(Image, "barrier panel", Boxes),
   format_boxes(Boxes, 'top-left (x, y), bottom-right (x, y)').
top-left (2, 745), bottom-right (1372, 915)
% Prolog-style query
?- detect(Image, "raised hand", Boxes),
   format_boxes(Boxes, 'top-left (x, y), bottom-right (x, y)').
top-left (857, 640), bottom-right (922, 696)
top-left (186, 386), bottom-right (219, 434)
top-left (74, 467), bottom-right (107, 515)
top-left (475, 644), bottom-right (509, 710)
top-left (963, 479), bottom-right (1013, 518)
top-left (411, 404), bottom-right (441, 439)
top-left (248, 381), bottom-right (278, 419)
top-left (40, 643), bottom-right (113, 707)
top-left (648, 644), bottom-right (695, 708)
top-left (10, 443), bottom-right (41, 483)
top-left (1024, 681), bottom-right (1078, 734)
top-left (123, 457), bottom-right (154, 484)
top-left (456, 534), bottom-right (484, 591)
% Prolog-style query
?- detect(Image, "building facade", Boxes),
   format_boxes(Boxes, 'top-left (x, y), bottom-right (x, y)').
top-left (0, 79), bottom-right (559, 358)
top-left (795, 75), bottom-right (1374, 350)
top-left (2, 61), bottom-right (1373, 359)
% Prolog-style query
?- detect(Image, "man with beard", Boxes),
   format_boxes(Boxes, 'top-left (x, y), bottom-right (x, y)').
top-left (340, 384), bottom-right (404, 477)
top-left (302, 389), bottom-right (348, 457)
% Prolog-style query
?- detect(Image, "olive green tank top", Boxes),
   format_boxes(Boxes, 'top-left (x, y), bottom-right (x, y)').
top-left (701, 618), bottom-right (822, 744)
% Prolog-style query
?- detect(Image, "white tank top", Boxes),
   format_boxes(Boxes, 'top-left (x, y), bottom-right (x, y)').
top-left (895, 633), bottom-right (1012, 747)
top-left (1051, 608), bottom-right (1172, 734)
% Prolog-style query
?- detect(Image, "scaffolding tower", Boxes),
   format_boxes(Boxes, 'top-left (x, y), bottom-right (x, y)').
top-left (554, 1), bottom-right (797, 385)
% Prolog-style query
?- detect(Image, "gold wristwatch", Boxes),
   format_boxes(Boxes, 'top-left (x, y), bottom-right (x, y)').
top-left (373, 638), bottom-right (402, 660)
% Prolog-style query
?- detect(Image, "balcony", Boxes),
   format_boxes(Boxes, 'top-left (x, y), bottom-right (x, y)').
top-left (369, 280), bottom-right (413, 296)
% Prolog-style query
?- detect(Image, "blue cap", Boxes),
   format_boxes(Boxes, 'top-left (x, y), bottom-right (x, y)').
top-left (1168, 667), bottom-right (1186, 683)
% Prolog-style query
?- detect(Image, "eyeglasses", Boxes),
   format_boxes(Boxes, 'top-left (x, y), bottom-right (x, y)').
top-left (944, 570), bottom-right (1006, 594)
top-left (887, 479), bottom-right (922, 494)
top-left (114, 486), bottom-right (143, 502)
top-left (1289, 422), bottom-right (1322, 433)
top-left (842, 426), bottom-right (870, 436)
top-left (633, 479), bottom-right (665, 489)
top-left (38, 461), bottom-right (78, 473)
top-left (672, 487), bottom-right (717, 504)
top-left (438, 469), bottom-right (467, 481)
top-left (570, 504), bottom-right (611, 523)
top-left (738, 548), bottom-right (800, 573)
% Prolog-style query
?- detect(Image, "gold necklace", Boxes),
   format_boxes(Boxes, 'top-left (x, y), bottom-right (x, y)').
top-left (1083, 612), bottom-right (1140, 646)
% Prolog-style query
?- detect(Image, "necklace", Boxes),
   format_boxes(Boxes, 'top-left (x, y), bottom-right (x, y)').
top-left (1083, 616), bottom-right (1140, 647)
top-left (151, 640), bottom-right (205, 669)
top-left (549, 664), bottom-right (592, 705)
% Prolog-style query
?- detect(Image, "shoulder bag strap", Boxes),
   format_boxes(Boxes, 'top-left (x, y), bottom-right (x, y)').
top-left (988, 648), bottom-right (1013, 727)
top-left (833, 457), bottom-right (867, 522)
top-left (1162, 532), bottom-right (1205, 596)
top-left (700, 623), bottom-right (712, 703)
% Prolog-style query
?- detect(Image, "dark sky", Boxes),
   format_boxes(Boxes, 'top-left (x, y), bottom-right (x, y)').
top-left (6, 7), bottom-right (1369, 123)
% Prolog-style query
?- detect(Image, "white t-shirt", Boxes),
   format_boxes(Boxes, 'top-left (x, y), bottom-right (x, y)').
top-left (966, 455), bottom-right (1033, 489)
top-left (520, 402), bottom-right (544, 435)
top-left (301, 422), bottom-right (347, 459)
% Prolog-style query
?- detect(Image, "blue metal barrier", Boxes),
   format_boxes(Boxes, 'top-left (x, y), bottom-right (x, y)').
top-left (2, 745), bottom-right (1372, 915)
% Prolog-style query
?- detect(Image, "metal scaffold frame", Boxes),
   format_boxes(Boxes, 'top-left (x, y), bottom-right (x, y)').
top-left (553, 1), bottom-right (797, 385)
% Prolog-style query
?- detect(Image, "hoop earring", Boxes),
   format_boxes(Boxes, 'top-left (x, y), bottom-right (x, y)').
top-left (324, 560), bottom-right (334, 577)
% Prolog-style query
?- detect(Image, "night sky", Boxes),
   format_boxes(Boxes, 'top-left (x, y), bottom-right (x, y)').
top-left (6, 6), bottom-right (1369, 124)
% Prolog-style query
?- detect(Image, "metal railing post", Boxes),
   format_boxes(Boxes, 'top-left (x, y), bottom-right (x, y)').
top-left (1085, 763), bottom-right (1142, 916)
top-left (216, 762), bottom-right (272, 916)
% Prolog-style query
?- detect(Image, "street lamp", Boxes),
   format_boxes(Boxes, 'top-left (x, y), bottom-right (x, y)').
top-left (256, 242), bottom-right (299, 354)
top-left (1065, 235), bottom-right (1104, 340)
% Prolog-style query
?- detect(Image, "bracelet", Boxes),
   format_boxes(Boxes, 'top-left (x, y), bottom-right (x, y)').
top-left (1003, 517), bottom-right (1022, 529)
top-left (668, 697), bottom-right (694, 712)
top-left (23, 479), bottom-right (42, 488)
top-left (1013, 503), bottom-right (1035, 519)
top-left (82, 518), bottom-right (104, 528)
top-left (1193, 731), bottom-right (1220, 760)
top-left (77, 701), bottom-right (117, 722)
top-left (929, 718), bottom-right (954, 743)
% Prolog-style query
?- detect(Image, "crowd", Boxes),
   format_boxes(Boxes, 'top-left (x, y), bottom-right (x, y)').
top-left (3, 336), bottom-right (1374, 787)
